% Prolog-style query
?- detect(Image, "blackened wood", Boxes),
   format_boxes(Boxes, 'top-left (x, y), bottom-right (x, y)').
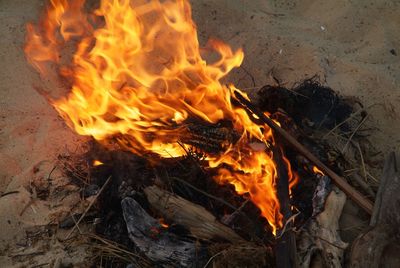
top-left (273, 147), bottom-right (298, 268)
top-left (121, 197), bottom-right (208, 267)
top-left (182, 123), bottom-right (240, 154)
top-left (233, 90), bottom-right (373, 215)
top-left (144, 185), bottom-right (245, 243)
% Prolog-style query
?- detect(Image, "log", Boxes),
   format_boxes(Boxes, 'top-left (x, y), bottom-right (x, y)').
top-left (297, 187), bottom-right (348, 267)
top-left (233, 90), bottom-right (373, 215)
top-left (370, 152), bottom-right (399, 227)
top-left (121, 197), bottom-right (208, 267)
top-left (144, 185), bottom-right (246, 243)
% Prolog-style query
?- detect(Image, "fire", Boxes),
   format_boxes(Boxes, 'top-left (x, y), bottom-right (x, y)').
top-left (159, 218), bottom-right (169, 228)
top-left (24, 0), bottom-right (298, 234)
top-left (312, 166), bottom-right (324, 176)
top-left (93, 159), bottom-right (104, 166)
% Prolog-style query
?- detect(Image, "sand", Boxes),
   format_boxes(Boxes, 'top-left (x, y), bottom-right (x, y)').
top-left (1, 0), bottom-right (399, 266)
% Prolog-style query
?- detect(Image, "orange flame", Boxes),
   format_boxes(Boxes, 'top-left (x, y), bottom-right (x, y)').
top-left (312, 166), bottom-right (324, 176)
top-left (93, 159), bottom-right (104, 166)
top-left (24, 0), bottom-right (298, 234)
top-left (159, 218), bottom-right (169, 228)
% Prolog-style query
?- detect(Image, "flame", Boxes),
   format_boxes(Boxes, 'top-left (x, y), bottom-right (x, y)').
top-left (312, 166), bottom-right (324, 176)
top-left (159, 218), bottom-right (169, 228)
top-left (24, 0), bottom-right (298, 234)
top-left (93, 159), bottom-right (104, 166)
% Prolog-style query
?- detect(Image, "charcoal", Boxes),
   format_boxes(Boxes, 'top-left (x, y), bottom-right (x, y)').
top-left (183, 122), bottom-right (240, 154)
top-left (257, 79), bottom-right (354, 130)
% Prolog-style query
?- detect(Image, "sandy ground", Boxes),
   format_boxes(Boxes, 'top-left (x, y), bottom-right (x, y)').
top-left (0, 0), bottom-right (399, 266)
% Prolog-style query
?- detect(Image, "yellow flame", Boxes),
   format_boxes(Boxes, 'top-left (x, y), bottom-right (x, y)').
top-left (312, 166), bottom-right (324, 176)
top-left (24, 0), bottom-right (298, 234)
top-left (93, 160), bottom-right (104, 166)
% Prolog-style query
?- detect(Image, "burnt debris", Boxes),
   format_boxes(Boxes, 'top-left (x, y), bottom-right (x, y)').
top-left (60, 78), bottom-right (377, 267)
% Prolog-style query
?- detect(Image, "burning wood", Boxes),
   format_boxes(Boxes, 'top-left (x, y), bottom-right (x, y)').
top-left (121, 196), bottom-right (208, 267)
top-left (22, 0), bottom-right (386, 267)
top-left (24, 0), bottom-right (295, 234)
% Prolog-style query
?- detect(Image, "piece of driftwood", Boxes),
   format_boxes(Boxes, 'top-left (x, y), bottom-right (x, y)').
top-left (274, 147), bottom-right (298, 268)
top-left (370, 152), bottom-right (399, 227)
top-left (350, 152), bottom-right (400, 267)
top-left (144, 185), bottom-right (245, 243)
top-left (121, 197), bottom-right (208, 267)
top-left (233, 90), bottom-right (373, 214)
top-left (297, 186), bottom-right (348, 267)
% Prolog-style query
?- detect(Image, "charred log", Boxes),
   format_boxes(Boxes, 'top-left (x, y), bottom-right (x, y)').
top-left (182, 121), bottom-right (240, 154)
top-left (273, 147), bottom-right (298, 268)
top-left (121, 197), bottom-right (208, 267)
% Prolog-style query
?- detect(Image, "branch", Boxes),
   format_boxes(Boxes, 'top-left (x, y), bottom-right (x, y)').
top-left (233, 90), bottom-right (373, 215)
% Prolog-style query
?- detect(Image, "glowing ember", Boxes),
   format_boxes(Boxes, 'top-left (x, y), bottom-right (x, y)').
top-left (93, 159), bottom-right (104, 166)
top-left (25, 0), bottom-right (298, 234)
top-left (159, 218), bottom-right (169, 229)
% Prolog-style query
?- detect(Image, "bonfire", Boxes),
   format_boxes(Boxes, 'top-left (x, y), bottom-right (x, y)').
top-left (17, 0), bottom-right (399, 267)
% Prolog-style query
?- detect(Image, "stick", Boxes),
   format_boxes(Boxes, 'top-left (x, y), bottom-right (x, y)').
top-left (341, 115), bottom-right (368, 154)
top-left (233, 90), bottom-right (373, 214)
top-left (66, 175), bottom-right (112, 239)
top-left (273, 147), bottom-right (298, 268)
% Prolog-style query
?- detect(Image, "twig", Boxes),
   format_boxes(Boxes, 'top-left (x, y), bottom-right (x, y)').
top-left (233, 90), bottom-right (373, 214)
top-left (356, 142), bottom-right (367, 181)
top-left (169, 176), bottom-right (238, 211)
top-left (203, 251), bottom-right (224, 268)
top-left (86, 233), bottom-right (151, 265)
top-left (222, 199), bottom-right (250, 225)
top-left (10, 251), bottom-right (45, 258)
top-left (366, 171), bottom-right (379, 183)
top-left (32, 263), bottom-right (50, 268)
top-left (323, 108), bottom-right (367, 139)
top-left (65, 175), bottom-right (112, 239)
top-left (275, 211), bottom-right (301, 239)
top-left (322, 103), bottom-right (376, 139)
top-left (304, 232), bottom-right (347, 250)
top-left (342, 115), bottom-right (368, 154)
top-left (240, 66), bottom-right (256, 87)
top-left (20, 199), bottom-right (36, 216)
top-left (0, 191), bottom-right (19, 198)
top-left (70, 212), bottom-right (83, 235)
top-left (47, 165), bottom-right (57, 181)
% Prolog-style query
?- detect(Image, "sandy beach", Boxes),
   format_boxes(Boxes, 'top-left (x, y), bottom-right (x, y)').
top-left (1, 0), bottom-right (399, 266)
